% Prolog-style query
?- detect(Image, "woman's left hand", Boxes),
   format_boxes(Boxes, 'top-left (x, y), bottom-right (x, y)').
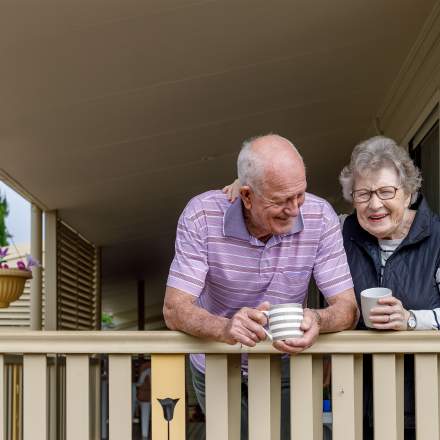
top-left (369, 297), bottom-right (410, 331)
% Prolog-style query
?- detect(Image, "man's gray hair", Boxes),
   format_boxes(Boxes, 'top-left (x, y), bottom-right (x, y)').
top-left (237, 134), bottom-right (305, 194)
top-left (339, 136), bottom-right (422, 204)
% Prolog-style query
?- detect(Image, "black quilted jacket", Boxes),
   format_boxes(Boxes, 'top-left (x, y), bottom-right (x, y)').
top-left (342, 192), bottom-right (440, 428)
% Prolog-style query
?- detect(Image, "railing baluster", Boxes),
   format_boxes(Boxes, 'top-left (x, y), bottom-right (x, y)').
top-left (206, 354), bottom-right (229, 440)
top-left (290, 354), bottom-right (322, 440)
top-left (332, 354), bottom-right (362, 439)
top-left (0, 355), bottom-right (4, 440)
top-left (248, 354), bottom-right (271, 439)
top-left (108, 354), bottom-right (131, 440)
top-left (66, 354), bottom-right (89, 440)
top-left (90, 356), bottom-right (101, 440)
top-left (47, 356), bottom-right (57, 440)
top-left (23, 355), bottom-right (46, 440)
top-left (373, 354), bottom-right (404, 440)
top-left (227, 354), bottom-right (241, 440)
top-left (152, 354), bottom-right (185, 440)
top-left (415, 354), bottom-right (439, 439)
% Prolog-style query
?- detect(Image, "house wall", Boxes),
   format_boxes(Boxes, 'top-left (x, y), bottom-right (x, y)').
top-left (370, 4), bottom-right (440, 147)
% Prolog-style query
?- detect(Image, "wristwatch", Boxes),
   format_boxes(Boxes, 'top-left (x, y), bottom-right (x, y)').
top-left (407, 311), bottom-right (417, 331)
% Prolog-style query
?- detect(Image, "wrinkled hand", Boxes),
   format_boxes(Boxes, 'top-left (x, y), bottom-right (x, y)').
top-left (222, 179), bottom-right (241, 203)
top-left (273, 309), bottom-right (319, 355)
top-left (224, 302), bottom-right (269, 346)
top-left (369, 297), bottom-right (410, 331)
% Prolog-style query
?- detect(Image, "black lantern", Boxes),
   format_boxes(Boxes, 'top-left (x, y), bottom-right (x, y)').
top-left (157, 398), bottom-right (179, 440)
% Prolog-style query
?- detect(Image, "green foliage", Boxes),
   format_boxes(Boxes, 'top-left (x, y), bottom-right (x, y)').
top-left (0, 192), bottom-right (9, 247)
top-left (101, 312), bottom-right (114, 325)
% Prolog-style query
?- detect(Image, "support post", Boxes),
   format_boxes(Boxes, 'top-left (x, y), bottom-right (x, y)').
top-left (30, 204), bottom-right (43, 331)
top-left (138, 281), bottom-right (145, 331)
top-left (44, 210), bottom-right (58, 331)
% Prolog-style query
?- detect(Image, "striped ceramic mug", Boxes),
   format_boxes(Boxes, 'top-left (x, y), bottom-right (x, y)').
top-left (260, 303), bottom-right (304, 341)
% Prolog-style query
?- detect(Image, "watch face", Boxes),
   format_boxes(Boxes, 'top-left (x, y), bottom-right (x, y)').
top-left (408, 317), bottom-right (416, 329)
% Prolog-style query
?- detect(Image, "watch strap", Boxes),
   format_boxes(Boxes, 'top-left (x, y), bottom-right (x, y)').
top-left (310, 309), bottom-right (322, 330)
top-left (407, 311), bottom-right (416, 331)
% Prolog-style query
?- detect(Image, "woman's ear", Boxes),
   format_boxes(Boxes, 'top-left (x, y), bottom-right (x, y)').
top-left (240, 186), bottom-right (252, 209)
top-left (404, 191), bottom-right (411, 209)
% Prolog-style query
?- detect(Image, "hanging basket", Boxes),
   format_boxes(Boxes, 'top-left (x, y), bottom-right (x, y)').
top-left (0, 268), bottom-right (32, 308)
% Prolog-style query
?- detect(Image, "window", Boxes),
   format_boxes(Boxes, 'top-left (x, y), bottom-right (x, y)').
top-left (410, 119), bottom-right (439, 214)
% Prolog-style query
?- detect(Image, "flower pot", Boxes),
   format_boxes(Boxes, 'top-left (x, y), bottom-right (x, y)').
top-left (0, 268), bottom-right (32, 308)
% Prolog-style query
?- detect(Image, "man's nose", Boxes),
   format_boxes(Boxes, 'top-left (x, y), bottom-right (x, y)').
top-left (284, 199), bottom-right (299, 216)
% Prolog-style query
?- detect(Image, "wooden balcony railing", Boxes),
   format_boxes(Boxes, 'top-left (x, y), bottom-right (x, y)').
top-left (0, 330), bottom-right (438, 440)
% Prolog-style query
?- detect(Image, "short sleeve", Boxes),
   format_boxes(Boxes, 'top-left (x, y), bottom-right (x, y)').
top-left (313, 206), bottom-right (354, 297)
top-left (166, 205), bottom-right (209, 297)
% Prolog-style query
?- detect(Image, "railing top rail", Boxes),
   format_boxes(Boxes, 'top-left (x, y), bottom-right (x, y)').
top-left (0, 331), bottom-right (438, 354)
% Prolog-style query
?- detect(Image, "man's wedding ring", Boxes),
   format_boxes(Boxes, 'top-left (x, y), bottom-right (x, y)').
top-left (387, 315), bottom-right (391, 323)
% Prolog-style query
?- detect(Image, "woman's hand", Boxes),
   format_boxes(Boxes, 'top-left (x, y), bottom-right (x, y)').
top-left (222, 179), bottom-right (241, 202)
top-left (369, 297), bottom-right (410, 331)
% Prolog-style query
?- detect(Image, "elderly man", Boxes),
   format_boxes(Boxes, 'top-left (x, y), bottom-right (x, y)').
top-left (164, 134), bottom-right (359, 439)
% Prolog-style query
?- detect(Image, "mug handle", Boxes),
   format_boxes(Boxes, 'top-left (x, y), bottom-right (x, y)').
top-left (260, 310), bottom-right (273, 341)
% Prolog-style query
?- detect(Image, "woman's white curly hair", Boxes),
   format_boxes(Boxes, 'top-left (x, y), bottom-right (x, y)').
top-left (339, 136), bottom-right (422, 204)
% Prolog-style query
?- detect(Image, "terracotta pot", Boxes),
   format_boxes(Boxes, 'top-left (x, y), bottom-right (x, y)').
top-left (0, 268), bottom-right (33, 308)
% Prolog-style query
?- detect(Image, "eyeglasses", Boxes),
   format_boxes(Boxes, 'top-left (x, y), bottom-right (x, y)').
top-left (351, 186), bottom-right (403, 203)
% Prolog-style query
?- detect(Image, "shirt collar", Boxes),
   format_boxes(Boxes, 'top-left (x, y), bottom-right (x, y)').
top-left (223, 196), bottom-right (305, 241)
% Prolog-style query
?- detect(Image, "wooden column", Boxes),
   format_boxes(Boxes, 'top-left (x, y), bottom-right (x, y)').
top-left (138, 281), bottom-right (145, 331)
top-left (44, 210), bottom-right (58, 331)
top-left (30, 204), bottom-right (43, 331)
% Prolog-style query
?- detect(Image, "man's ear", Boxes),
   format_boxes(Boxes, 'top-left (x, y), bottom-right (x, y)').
top-left (239, 186), bottom-right (252, 209)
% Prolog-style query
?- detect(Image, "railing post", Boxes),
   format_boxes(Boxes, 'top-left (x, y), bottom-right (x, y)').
top-left (248, 354), bottom-right (271, 440)
top-left (373, 354), bottom-right (404, 440)
top-left (205, 354), bottom-right (229, 439)
top-left (23, 354), bottom-right (47, 440)
top-left (332, 353), bottom-right (363, 439)
top-left (109, 354), bottom-right (131, 440)
top-left (290, 354), bottom-right (322, 440)
top-left (151, 354), bottom-right (185, 440)
top-left (415, 354), bottom-right (439, 439)
top-left (66, 354), bottom-right (89, 440)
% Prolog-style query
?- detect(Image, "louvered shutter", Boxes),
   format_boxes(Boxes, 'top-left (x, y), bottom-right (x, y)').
top-left (57, 220), bottom-right (99, 330)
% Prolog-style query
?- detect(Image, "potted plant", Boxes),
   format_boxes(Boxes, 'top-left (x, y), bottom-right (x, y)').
top-left (0, 248), bottom-right (41, 308)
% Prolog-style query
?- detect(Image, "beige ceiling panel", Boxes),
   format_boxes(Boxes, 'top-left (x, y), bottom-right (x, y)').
top-left (0, 1), bottom-right (209, 46)
top-left (59, 125), bottom-right (368, 250)
top-left (3, 85), bottom-right (385, 206)
top-left (0, 2), bottom-right (431, 117)
top-left (0, 24), bottom-right (421, 131)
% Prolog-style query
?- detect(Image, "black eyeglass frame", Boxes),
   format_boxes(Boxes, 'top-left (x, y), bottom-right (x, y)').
top-left (350, 185), bottom-right (403, 203)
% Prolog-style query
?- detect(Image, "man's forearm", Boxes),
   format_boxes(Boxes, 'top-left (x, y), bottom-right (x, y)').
top-left (163, 287), bottom-right (229, 342)
top-left (318, 300), bottom-right (359, 333)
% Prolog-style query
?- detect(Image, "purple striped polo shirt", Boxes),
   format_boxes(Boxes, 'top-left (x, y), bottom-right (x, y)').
top-left (167, 190), bottom-right (353, 374)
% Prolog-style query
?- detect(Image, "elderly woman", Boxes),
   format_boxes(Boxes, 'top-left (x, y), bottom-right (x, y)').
top-left (224, 136), bottom-right (440, 439)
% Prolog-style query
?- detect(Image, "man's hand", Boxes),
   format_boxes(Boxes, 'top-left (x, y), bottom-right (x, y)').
top-left (224, 302), bottom-right (270, 346)
top-left (272, 308), bottom-right (319, 355)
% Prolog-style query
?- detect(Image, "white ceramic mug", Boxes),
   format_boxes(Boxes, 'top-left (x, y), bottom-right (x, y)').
top-left (260, 303), bottom-right (304, 341)
top-left (360, 287), bottom-right (392, 329)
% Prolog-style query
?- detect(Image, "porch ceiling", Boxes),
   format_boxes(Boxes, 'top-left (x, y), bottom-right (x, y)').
top-left (0, 1), bottom-right (436, 315)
